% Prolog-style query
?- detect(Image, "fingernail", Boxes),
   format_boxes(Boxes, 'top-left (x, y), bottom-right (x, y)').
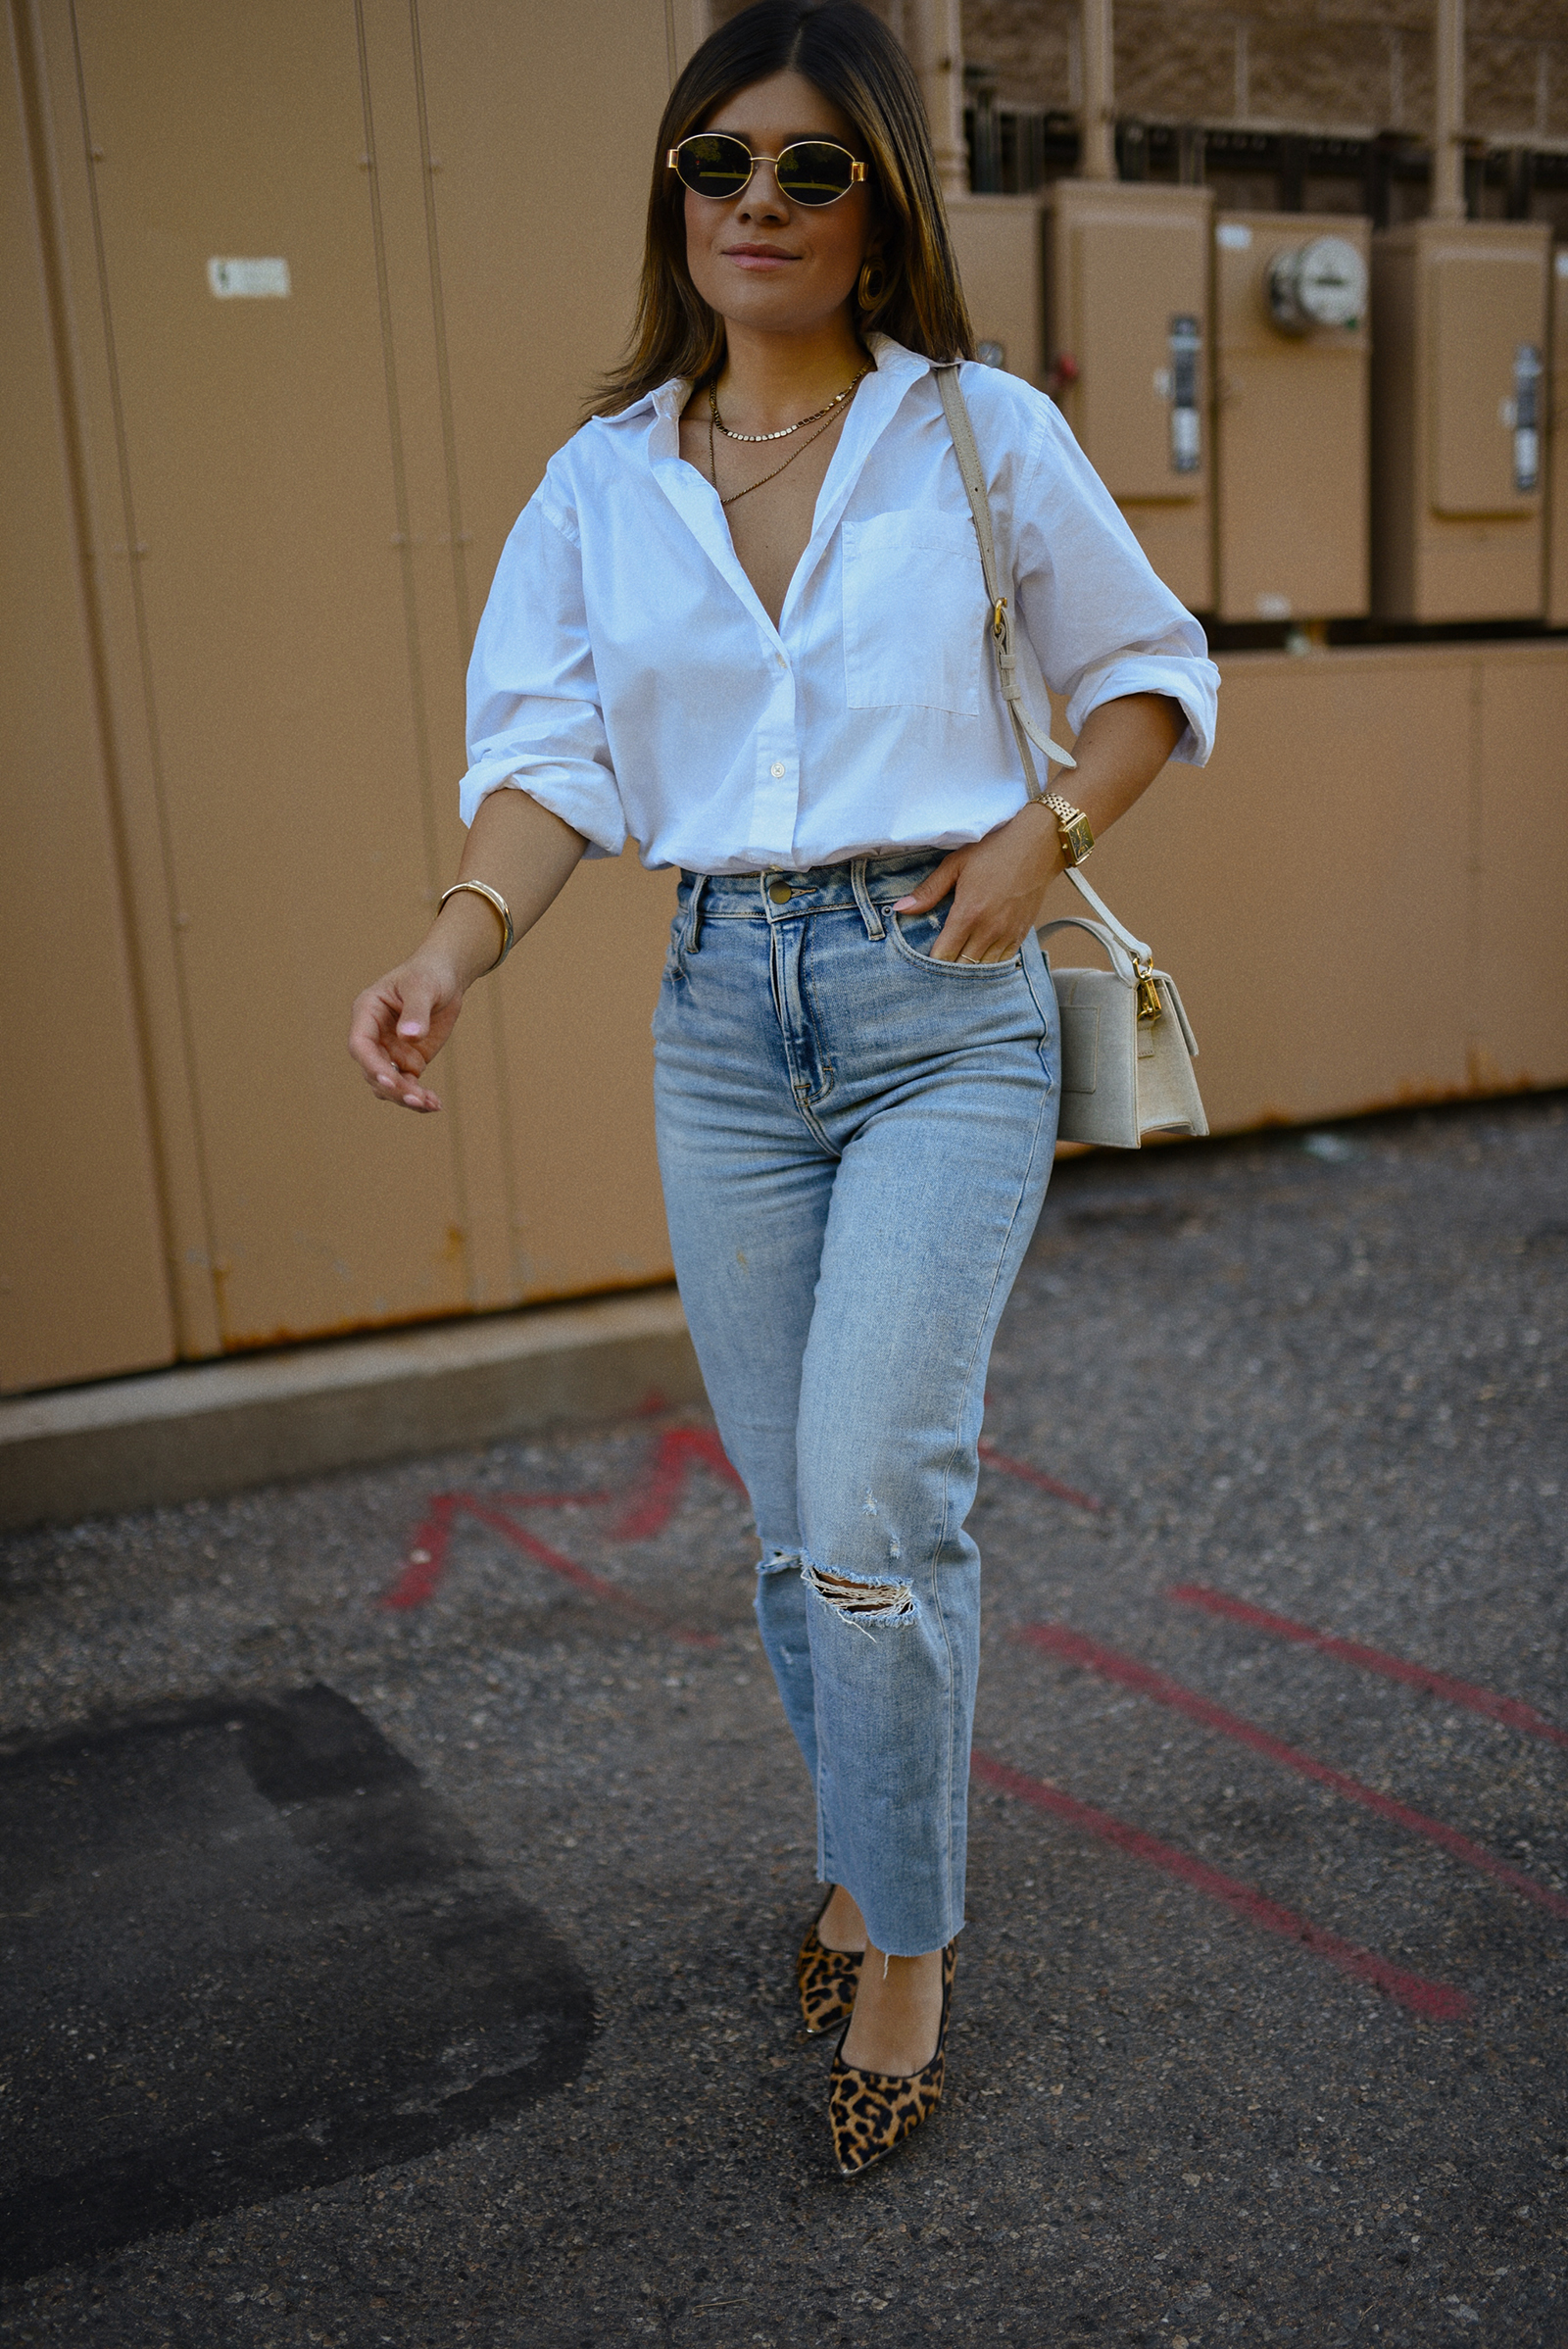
top-left (397, 1021), bottom-right (423, 1037)
top-left (891, 896), bottom-right (918, 910)
top-left (377, 1071), bottom-right (397, 1087)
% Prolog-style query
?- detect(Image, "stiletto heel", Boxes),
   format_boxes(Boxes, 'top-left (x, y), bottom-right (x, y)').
top-left (796, 1893), bottom-right (863, 2035)
top-left (828, 1940), bottom-right (956, 2177)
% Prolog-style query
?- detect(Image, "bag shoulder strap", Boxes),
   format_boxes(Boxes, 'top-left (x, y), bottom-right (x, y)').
top-left (933, 364), bottom-right (1166, 987)
top-left (933, 362), bottom-right (1076, 795)
top-left (1063, 863), bottom-right (1151, 964)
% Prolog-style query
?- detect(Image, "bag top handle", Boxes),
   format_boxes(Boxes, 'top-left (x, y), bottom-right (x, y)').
top-left (1038, 913), bottom-right (1139, 986)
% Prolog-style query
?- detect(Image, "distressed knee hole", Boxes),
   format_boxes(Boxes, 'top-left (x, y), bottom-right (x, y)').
top-left (803, 1563), bottom-right (917, 1625)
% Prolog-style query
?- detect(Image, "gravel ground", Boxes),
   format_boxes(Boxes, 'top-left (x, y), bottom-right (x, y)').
top-left (1, 1095), bottom-right (1564, 2349)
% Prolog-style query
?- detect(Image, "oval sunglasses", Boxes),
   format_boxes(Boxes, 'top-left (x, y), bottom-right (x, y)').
top-left (667, 132), bottom-right (866, 208)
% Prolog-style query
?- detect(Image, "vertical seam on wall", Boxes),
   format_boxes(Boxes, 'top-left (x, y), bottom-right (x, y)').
top-left (353, 0), bottom-right (477, 1296)
top-left (1464, 651), bottom-right (1484, 1089)
top-left (664, 0), bottom-right (677, 86)
top-left (405, 0), bottom-right (469, 650)
top-left (46, 0), bottom-right (221, 1347)
top-left (405, 0), bottom-right (518, 1284)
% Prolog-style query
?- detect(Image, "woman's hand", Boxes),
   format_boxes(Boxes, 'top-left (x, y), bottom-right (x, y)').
top-left (892, 692), bottom-right (1188, 962)
top-left (891, 803), bottom-right (1062, 963)
top-left (348, 947), bottom-right (468, 1113)
top-left (346, 791), bottom-right (589, 1114)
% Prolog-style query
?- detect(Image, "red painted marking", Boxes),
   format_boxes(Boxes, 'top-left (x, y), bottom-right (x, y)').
top-left (1020, 1623), bottom-right (1568, 1924)
top-left (978, 1439), bottom-right (1102, 1514)
top-left (610, 1425), bottom-right (747, 1542)
top-left (969, 1748), bottom-right (1471, 2023)
top-left (1166, 1584), bottom-right (1568, 1752)
top-left (382, 1490), bottom-right (720, 1645)
top-left (385, 1493), bottom-right (458, 1609)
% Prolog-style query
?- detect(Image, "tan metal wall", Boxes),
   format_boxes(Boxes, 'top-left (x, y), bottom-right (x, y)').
top-left (1040, 640), bottom-right (1568, 1126)
top-left (4, 0), bottom-right (685, 1394)
top-left (2, 0), bottom-right (174, 1394)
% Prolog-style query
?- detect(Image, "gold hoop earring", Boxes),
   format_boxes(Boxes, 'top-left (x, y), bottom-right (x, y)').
top-left (858, 257), bottom-right (888, 314)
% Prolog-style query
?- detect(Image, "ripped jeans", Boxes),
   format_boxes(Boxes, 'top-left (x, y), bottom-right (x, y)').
top-left (653, 854), bottom-right (1060, 1955)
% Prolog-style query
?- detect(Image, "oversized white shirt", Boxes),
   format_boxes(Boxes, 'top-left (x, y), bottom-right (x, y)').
top-left (461, 335), bottom-right (1218, 873)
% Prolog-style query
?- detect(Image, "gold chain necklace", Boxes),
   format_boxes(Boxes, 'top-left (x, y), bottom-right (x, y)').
top-left (708, 371), bottom-right (868, 511)
top-left (710, 366), bottom-right (869, 444)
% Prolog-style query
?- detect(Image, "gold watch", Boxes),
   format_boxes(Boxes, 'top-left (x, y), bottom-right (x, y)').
top-left (1044, 792), bottom-right (1095, 865)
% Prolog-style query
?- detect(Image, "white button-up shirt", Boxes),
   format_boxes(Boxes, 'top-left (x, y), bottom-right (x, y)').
top-left (461, 335), bottom-right (1218, 873)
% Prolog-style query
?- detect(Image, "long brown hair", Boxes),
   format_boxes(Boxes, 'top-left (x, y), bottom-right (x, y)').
top-left (592, 0), bottom-right (974, 416)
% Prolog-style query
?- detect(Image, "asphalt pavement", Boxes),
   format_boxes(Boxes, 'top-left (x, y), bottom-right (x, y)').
top-left (2, 1095), bottom-right (1565, 2349)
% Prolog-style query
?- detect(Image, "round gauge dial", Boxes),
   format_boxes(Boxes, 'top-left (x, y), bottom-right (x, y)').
top-left (1267, 236), bottom-right (1367, 334)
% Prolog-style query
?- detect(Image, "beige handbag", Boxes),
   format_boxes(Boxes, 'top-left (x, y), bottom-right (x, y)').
top-left (935, 363), bottom-right (1208, 1150)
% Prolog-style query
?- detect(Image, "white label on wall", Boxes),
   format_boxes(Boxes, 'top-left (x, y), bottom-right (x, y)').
top-left (1256, 591), bottom-right (1292, 619)
top-left (1216, 222), bottom-right (1253, 250)
top-left (208, 257), bottom-right (291, 299)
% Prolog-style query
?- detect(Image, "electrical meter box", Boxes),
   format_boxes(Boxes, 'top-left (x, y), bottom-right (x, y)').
top-left (1046, 180), bottom-right (1215, 612)
top-left (1548, 247), bottom-right (1568, 628)
top-left (1213, 212), bottom-right (1371, 622)
top-left (1371, 220), bottom-right (1550, 621)
top-left (947, 194), bottom-right (1048, 387)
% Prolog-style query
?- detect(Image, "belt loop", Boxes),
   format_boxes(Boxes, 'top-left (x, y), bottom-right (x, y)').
top-left (676, 871), bottom-right (707, 972)
top-left (851, 856), bottom-right (884, 940)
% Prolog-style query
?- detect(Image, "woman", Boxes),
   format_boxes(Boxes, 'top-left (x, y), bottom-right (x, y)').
top-left (349, 0), bottom-right (1217, 2177)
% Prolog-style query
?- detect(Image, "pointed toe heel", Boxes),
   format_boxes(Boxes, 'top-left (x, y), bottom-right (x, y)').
top-left (827, 1940), bottom-right (956, 2178)
top-left (797, 1897), bottom-right (863, 2035)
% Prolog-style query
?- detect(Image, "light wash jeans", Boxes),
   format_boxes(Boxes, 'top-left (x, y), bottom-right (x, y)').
top-left (652, 854), bottom-right (1060, 1955)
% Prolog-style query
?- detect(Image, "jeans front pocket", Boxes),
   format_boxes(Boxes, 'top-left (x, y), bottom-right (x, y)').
top-left (885, 904), bottom-right (1023, 977)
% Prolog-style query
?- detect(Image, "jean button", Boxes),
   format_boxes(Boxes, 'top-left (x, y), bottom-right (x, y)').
top-left (768, 880), bottom-right (793, 905)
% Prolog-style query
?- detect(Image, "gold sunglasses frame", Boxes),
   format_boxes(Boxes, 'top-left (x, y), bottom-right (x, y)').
top-left (666, 134), bottom-right (867, 206)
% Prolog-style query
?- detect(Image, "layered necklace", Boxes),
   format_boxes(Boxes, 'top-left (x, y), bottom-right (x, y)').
top-left (708, 365), bottom-right (871, 510)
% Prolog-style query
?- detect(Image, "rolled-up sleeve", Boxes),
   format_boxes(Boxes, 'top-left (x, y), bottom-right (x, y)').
top-left (1012, 401), bottom-right (1219, 768)
top-left (460, 483), bottom-right (626, 856)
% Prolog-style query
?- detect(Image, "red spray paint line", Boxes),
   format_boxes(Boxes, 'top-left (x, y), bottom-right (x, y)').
top-left (1019, 1622), bottom-right (1568, 1925)
top-left (385, 1490), bottom-right (606, 1607)
top-left (1166, 1585), bottom-right (1568, 1752)
top-left (969, 1748), bottom-right (1472, 2023)
top-left (978, 1439), bottom-right (1102, 1514)
top-left (382, 1492), bottom-right (720, 1645)
top-left (610, 1425), bottom-right (747, 1541)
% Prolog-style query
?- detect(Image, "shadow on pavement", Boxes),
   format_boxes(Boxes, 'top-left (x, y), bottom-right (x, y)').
top-left (0, 1685), bottom-right (594, 2277)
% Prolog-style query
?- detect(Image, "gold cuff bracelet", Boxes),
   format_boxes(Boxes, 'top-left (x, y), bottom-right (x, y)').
top-left (438, 879), bottom-right (514, 969)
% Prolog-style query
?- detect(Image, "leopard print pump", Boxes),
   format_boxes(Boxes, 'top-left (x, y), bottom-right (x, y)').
top-left (797, 1901), bottom-right (863, 2035)
top-left (827, 1940), bottom-right (956, 2178)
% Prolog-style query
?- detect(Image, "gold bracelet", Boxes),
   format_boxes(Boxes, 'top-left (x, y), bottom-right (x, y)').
top-left (438, 880), bottom-right (514, 969)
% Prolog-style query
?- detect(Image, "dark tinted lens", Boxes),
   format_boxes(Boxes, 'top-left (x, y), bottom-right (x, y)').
top-left (775, 141), bottom-right (855, 204)
top-left (676, 134), bottom-right (753, 198)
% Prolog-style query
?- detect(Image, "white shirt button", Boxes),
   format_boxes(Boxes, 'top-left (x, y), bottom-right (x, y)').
top-left (770, 760), bottom-right (786, 778)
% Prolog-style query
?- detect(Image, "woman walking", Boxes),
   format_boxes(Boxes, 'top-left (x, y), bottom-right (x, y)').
top-left (349, 0), bottom-right (1216, 2176)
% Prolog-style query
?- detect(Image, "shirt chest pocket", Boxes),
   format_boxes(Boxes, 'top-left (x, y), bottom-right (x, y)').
top-left (841, 510), bottom-right (984, 718)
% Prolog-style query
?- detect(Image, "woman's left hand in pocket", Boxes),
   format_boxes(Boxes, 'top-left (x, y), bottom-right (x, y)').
top-left (890, 803), bottom-right (1063, 963)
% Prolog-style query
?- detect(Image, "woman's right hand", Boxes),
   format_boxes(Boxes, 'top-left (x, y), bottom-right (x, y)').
top-left (347, 791), bottom-right (589, 1112)
top-left (348, 949), bottom-right (467, 1113)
